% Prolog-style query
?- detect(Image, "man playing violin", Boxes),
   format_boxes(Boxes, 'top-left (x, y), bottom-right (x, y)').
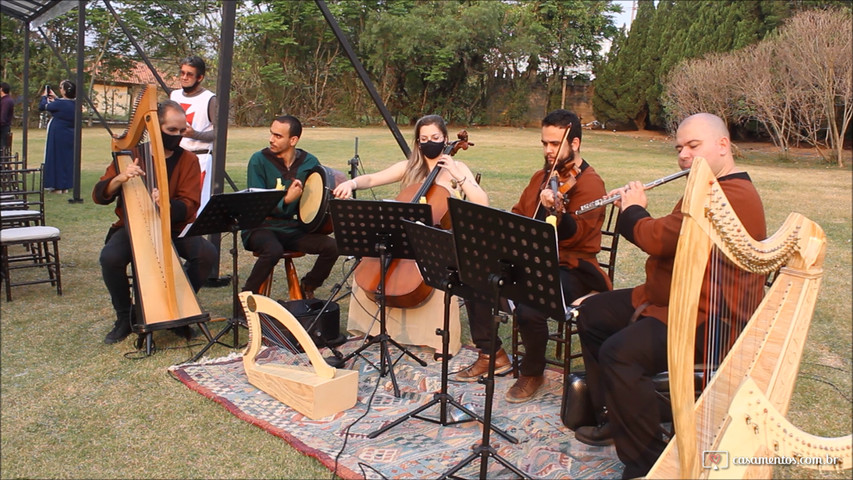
top-left (241, 115), bottom-right (338, 299)
top-left (454, 109), bottom-right (611, 403)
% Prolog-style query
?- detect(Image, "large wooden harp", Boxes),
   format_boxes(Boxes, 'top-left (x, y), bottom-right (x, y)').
top-left (238, 292), bottom-right (358, 420)
top-left (647, 158), bottom-right (851, 478)
top-left (110, 85), bottom-right (209, 331)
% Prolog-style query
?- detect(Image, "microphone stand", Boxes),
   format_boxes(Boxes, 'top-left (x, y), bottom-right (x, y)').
top-left (349, 137), bottom-right (360, 199)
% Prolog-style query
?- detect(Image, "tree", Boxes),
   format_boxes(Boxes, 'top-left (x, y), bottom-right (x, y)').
top-left (4, 0), bottom-right (622, 127)
top-left (590, 25), bottom-right (628, 128)
top-left (730, 41), bottom-right (798, 154)
top-left (662, 8), bottom-right (852, 166)
top-left (776, 8), bottom-right (852, 166)
top-left (592, 0), bottom-right (655, 129)
top-left (594, 0), bottom-right (804, 131)
top-left (529, 0), bottom-right (621, 112)
top-left (233, 0), bottom-right (357, 124)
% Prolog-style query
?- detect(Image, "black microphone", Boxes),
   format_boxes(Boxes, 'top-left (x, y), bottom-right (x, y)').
top-left (348, 138), bottom-right (360, 199)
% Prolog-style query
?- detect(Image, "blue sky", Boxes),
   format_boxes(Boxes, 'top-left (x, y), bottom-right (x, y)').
top-left (610, 0), bottom-right (635, 30)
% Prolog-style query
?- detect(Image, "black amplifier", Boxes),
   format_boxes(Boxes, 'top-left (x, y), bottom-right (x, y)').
top-left (260, 298), bottom-right (346, 351)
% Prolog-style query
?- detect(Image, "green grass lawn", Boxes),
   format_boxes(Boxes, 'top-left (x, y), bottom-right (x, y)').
top-left (1, 126), bottom-right (850, 479)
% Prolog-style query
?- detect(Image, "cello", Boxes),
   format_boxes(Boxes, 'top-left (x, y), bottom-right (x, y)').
top-left (353, 131), bottom-right (473, 308)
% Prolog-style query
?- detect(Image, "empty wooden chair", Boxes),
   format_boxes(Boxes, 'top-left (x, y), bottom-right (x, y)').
top-left (1, 225), bottom-right (62, 301)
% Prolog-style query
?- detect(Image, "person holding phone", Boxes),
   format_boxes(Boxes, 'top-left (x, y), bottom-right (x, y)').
top-left (38, 80), bottom-right (76, 194)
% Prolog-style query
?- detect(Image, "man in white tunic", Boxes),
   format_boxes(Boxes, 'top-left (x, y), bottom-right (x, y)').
top-left (169, 55), bottom-right (217, 210)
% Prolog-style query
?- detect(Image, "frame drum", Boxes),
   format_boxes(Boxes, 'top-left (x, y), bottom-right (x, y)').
top-left (299, 165), bottom-right (346, 234)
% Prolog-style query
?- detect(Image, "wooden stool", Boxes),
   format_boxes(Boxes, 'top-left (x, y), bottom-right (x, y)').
top-left (254, 250), bottom-right (305, 300)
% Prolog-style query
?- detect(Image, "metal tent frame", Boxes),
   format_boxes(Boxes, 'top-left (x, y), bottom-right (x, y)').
top-left (2, 0), bottom-right (410, 278)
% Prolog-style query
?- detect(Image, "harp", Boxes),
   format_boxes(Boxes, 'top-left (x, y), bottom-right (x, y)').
top-left (647, 158), bottom-right (852, 478)
top-left (238, 292), bottom-right (358, 420)
top-left (110, 85), bottom-right (209, 332)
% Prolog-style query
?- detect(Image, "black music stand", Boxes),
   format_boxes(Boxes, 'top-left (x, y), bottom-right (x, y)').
top-left (438, 197), bottom-right (567, 480)
top-left (328, 199), bottom-right (430, 397)
top-left (366, 220), bottom-right (517, 443)
top-left (185, 189), bottom-right (285, 363)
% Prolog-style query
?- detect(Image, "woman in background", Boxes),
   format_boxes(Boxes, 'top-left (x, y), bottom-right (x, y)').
top-left (39, 80), bottom-right (76, 193)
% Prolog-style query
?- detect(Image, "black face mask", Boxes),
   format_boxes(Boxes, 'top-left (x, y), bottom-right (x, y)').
top-left (161, 132), bottom-right (183, 152)
top-left (418, 140), bottom-right (445, 159)
top-left (182, 79), bottom-right (201, 93)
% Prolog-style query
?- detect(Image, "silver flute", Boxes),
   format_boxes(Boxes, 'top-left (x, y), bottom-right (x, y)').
top-left (574, 169), bottom-right (690, 215)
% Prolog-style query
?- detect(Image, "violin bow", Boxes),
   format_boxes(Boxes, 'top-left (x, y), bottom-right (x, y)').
top-left (537, 123), bottom-right (572, 216)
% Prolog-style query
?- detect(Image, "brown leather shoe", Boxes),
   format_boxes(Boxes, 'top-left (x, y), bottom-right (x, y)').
top-left (453, 348), bottom-right (513, 382)
top-left (505, 374), bottom-right (545, 403)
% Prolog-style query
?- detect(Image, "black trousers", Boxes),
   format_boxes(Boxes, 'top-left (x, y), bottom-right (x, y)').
top-left (468, 266), bottom-right (591, 376)
top-left (577, 288), bottom-right (669, 480)
top-left (99, 226), bottom-right (217, 325)
top-left (243, 228), bottom-right (338, 294)
top-left (0, 125), bottom-right (10, 152)
top-left (465, 298), bottom-right (502, 354)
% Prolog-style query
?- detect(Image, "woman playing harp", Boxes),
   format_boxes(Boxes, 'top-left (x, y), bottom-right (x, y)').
top-left (573, 113), bottom-right (767, 478)
top-left (94, 95), bottom-right (216, 345)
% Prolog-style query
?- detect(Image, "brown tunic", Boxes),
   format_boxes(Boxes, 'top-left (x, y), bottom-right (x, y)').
top-left (512, 161), bottom-right (611, 291)
top-left (623, 172), bottom-right (766, 325)
top-left (92, 148), bottom-right (202, 234)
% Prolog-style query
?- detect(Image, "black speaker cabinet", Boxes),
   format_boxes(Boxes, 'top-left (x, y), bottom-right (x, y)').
top-left (262, 298), bottom-right (346, 351)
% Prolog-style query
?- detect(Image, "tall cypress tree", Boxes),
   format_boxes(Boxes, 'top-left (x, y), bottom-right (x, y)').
top-left (591, 0), bottom-right (656, 129)
top-left (592, 0), bottom-right (840, 130)
top-left (591, 26), bottom-right (627, 128)
top-left (643, 0), bottom-right (673, 128)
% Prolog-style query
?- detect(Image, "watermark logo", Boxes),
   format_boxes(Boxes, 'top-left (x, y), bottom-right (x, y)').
top-left (703, 451), bottom-right (730, 470)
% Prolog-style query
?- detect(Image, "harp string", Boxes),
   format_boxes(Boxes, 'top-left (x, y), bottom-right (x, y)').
top-left (141, 138), bottom-right (164, 266)
top-left (699, 177), bottom-right (768, 454)
top-left (700, 242), bottom-right (767, 457)
top-left (128, 131), bottom-right (166, 285)
top-left (258, 312), bottom-right (315, 369)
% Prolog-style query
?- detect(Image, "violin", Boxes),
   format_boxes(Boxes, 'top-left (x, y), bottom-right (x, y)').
top-left (538, 123), bottom-right (577, 217)
top-left (548, 162), bottom-right (581, 214)
top-left (354, 130), bottom-right (473, 309)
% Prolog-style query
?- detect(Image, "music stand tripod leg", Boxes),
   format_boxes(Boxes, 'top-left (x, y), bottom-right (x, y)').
top-left (327, 199), bottom-right (434, 397)
top-left (368, 274), bottom-right (517, 443)
top-left (375, 242), bottom-right (427, 365)
top-left (330, 243), bottom-right (425, 398)
top-left (230, 224), bottom-right (241, 348)
top-left (182, 189), bottom-right (284, 363)
top-left (189, 226), bottom-right (244, 363)
top-left (437, 278), bottom-right (529, 480)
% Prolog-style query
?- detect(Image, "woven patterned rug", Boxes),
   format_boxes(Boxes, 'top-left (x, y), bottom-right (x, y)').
top-left (170, 343), bottom-right (623, 479)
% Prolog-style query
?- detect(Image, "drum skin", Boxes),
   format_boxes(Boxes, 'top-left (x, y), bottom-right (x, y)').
top-left (299, 165), bottom-right (347, 234)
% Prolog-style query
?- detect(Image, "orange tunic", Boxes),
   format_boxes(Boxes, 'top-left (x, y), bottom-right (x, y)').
top-left (93, 148), bottom-right (202, 234)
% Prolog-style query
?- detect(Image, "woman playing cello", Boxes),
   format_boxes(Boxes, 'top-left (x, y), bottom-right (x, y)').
top-left (332, 114), bottom-right (485, 206)
top-left (332, 114), bottom-right (489, 353)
